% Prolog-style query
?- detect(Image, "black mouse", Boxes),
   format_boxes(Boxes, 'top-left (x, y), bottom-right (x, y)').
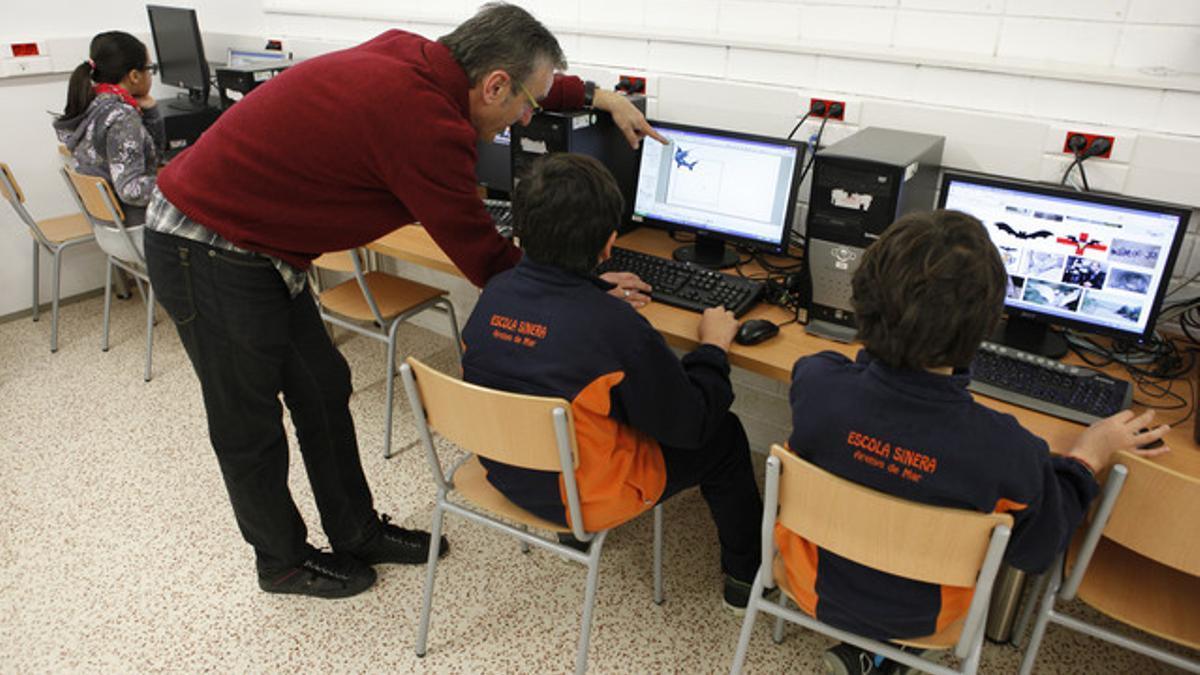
top-left (735, 319), bottom-right (779, 346)
top-left (1136, 427), bottom-right (1165, 450)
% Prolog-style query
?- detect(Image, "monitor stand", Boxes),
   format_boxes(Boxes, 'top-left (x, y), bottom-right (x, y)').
top-left (167, 87), bottom-right (214, 112)
top-left (989, 316), bottom-right (1069, 359)
top-left (672, 233), bottom-right (738, 270)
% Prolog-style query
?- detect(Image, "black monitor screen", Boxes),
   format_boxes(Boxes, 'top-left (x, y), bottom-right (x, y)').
top-left (939, 171), bottom-right (1190, 344)
top-left (147, 5), bottom-right (209, 93)
top-left (632, 121), bottom-right (804, 259)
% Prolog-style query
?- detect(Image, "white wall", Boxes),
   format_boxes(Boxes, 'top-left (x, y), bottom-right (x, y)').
top-left (0, 1), bottom-right (263, 319)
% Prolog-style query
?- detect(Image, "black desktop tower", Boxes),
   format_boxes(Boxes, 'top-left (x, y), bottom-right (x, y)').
top-left (162, 102), bottom-right (221, 155)
top-left (804, 127), bottom-right (944, 341)
top-left (509, 95), bottom-right (646, 233)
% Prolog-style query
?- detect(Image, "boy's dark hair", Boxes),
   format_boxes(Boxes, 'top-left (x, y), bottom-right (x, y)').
top-left (512, 153), bottom-right (624, 275)
top-left (439, 3), bottom-right (567, 87)
top-left (62, 31), bottom-right (149, 120)
top-left (852, 209), bottom-right (1005, 370)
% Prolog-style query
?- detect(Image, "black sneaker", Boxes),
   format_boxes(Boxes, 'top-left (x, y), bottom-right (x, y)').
top-left (722, 574), bottom-right (776, 615)
top-left (822, 642), bottom-right (926, 675)
top-left (556, 533), bottom-right (591, 553)
top-left (258, 550), bottom-right (376, 599)
top-left (346, 514), bottom-right (450, 565)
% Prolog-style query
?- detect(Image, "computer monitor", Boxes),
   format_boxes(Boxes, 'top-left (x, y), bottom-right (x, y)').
top-left (227, 48), bottom-right (288, 68)
top-left (476, 127), bottom-right (512, 195)
top-left (938, 171), bottom-right (1191, 358)
top-left (147, 5), bottom-right (210, 109)
top-left (631, 121), bottom-right (806, 269)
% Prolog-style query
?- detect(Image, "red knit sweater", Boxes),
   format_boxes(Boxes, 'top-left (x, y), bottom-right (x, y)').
top-left (156, 30), bottom-right (584, 287)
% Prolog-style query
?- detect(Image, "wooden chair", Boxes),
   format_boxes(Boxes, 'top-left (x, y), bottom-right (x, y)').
top-left (400, 357), bottom-right (665, 675)
top-left (311, 250), bottom-right (461, 458)
top-left (730, 446), bottom-right (1013, 675)
top-left (59, 167), bottom-right (157, 381)
top-left (1019, 457), bottom-right (1200, 674)
top-left (0, 161), bottom-right (94, 352)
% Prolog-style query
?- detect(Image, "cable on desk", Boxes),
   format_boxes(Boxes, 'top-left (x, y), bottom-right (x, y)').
top-left (1068, 330), bottom-right (1197, 426)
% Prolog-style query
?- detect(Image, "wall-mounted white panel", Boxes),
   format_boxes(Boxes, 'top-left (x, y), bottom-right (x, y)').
top-left (815, 56), bottom-right (918, 100)
top-left (997, 18), bottom-right (1121, 67)
top-left (1027, 79), bottom-right (1163, 130)
top-left (1039, 154), bottom-right (1129, 194)
top-left (646, 42), bottom-right (727, 78)
top-left (575, 36), bottom-right (649, 70)
top-left (656, 76), bottom-right (804, 137)
top-left (1156, 91), bottom-right (1200, 137)
top-left (727, 48), bottom-right (819, 88)
top-left (909, 67), bottom-right (1030, 116)
top-left (799, 6), bottom-right (896, 47)
top-left (892, 11), bottom-right (1000, 57)
top-left (718, 2), bottom-right (802, 42)
top-left (1114, 26), bottom-right (1200, 75)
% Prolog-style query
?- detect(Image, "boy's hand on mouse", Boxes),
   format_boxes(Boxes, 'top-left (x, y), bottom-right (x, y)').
top-left (1068, 409), bottom-right (1171, 473)
top-left (698, 307), bottom-right (738, 351)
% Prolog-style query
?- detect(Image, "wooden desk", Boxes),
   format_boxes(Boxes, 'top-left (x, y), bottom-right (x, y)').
top-left (369, 225), bottom-right (1200, 477)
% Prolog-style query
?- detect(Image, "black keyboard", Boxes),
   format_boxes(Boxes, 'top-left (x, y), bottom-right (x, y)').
top-left (968, 342), bottom-right (1132, 425)
top-left (484, 199), bottom-right (514, 239)
top-left (596, 247), bottom-right (764, 317)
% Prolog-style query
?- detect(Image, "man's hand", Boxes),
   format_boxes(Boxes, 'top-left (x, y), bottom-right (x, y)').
top-left (592, 88), bottom-right (668, 149)
top-left (698, 307), bottom-right (738, 352)
top-left (600, 271), bottom-right (652, 308)
top-left (1068, 409), bottom-right (1170, 473)
top-left (136, 94), bottom-right (157, 110)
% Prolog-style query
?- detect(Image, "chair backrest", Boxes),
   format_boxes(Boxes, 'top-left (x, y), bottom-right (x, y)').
top-left (311, 248), bottom-right (388, 325)
top-left (770, 445), bottom-right (1013, 588)
top-left (404, 357), bottom-right (577, 472)
top-left (0, 162), bottom-right (26, 205)
top-left (312, 249), bottom-right (359, 273)
top-left (60, 166), bottom-right (143, 266)
top-left (1101, 452), bottom-right (1200, 576)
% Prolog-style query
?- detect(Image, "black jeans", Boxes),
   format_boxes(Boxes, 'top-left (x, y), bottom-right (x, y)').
top-left (145, 229), bottom-right (380, 573)
top-left (660, 412), bottom-right (762, 583)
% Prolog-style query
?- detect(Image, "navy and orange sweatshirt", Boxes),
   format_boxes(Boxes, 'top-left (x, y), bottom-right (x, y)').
top-left (461, 257), bottom-right (735, 532)
top-left (157, 30), bottom-right (584, 288)
top-left (781, 350), bottom-right (1099, 641)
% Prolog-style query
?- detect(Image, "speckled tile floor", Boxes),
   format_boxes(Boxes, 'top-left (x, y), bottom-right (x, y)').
top-left (1, 293), bottom-right (1195, 673)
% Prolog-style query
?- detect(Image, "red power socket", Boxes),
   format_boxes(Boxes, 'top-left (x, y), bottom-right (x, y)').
top-left (809, 98), bottom-right (845, 120)
top-left (1063, 132), bottom-right (1114, 159)
top-left (617, 75), bottom-right (646, 95)
top-left (10, 43), bottom-right (40, 57)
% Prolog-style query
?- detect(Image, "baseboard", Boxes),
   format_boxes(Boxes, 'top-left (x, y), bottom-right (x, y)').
top-left (0, 288), bottom-right (106, 326)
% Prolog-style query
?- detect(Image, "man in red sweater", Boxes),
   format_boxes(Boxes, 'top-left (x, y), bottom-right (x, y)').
top-left (143, 3), bottom-right (662, 599)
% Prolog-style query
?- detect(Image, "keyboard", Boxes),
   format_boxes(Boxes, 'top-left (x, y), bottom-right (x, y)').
top-left (484, 199), bottom-right (514, 239)
top-left (968, 342), bottom-right (1132, 425)
top-left (596, 246), bottom-right (764, 317)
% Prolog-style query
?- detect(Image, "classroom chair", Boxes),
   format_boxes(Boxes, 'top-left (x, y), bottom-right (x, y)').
top-left (730, 445), bottom-right (1013, 675)
top-left (1, 161), bottom-right (95, 353)
top-left (1019, 457), bottom-right (1200, 674)
top-left (311, 250), bottom-right (461, 458)
top-left (59, 167), bottom-right (156, 381)
top-left (400, 357), bottom-right (665, 675)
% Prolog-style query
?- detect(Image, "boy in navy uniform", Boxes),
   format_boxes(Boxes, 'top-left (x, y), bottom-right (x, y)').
top-left (460, 153), bottom-right (764, 609)
top-left (781, 210), bottom-right (1171, 673)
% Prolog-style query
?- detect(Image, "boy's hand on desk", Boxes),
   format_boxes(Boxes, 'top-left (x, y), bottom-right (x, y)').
top-left (600, 271), bottom-right (651, 308)
top-left (1069, 409), bottom-right (1171, 474)
top-left (698, 307), bottom-right (738, 352)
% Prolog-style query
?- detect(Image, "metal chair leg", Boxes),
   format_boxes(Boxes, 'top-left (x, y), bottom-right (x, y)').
top-left (574, 535), bottom-right (606, 675)
top-left (143, 284), bottom-right (155, 382)
top-left (101, 259), bottom-right (113, 352)
top-left (50, 248), bottom-right (63, 352)
top-left (772, 595), bottom-right (788, 644)
top-left (31, 240), bottom-right (40, 323)
top-left (518, 525), bottom-right (531, 554)
top-left (729, 568), bottom-right (767, 675)
top-left (383, 322), bottom-right (401, 459)
top-left (653, 503), bottom-right (664, 605)
top-left (414, 502), bottom-right (446, 658)
top-left (1018, 566), bottom-right (1062, 675)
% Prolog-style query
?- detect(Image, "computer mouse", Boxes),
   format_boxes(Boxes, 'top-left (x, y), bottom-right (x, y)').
top-left (1136, 427), bottom-right (1165, 450)
top-left (735, 319), bottom-right (780, 346)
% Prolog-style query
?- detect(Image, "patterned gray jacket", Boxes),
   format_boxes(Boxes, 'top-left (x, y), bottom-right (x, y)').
top-left (53, 92), bottom-right (165, 225)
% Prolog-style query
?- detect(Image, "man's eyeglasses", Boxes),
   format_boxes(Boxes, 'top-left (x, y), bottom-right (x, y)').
top-left (515, 79), bottom-right (543, 115)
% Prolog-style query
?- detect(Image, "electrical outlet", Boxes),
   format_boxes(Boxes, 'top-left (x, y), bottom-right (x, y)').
top-left (1063, 132), bottom-right (1114, 159)
top-left (617, 75), bottom-right (646, 95)
top-left (9, 42), bottom-right (40, 57)
top-left (809, 98), bottom-right (845, 120)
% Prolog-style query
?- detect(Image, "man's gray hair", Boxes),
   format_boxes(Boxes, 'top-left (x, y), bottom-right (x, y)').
top-left (439, 3), bottom-right (567, 86)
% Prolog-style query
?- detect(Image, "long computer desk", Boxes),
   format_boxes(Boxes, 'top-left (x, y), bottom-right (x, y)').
top-left (371, 222), bottom-right (1199, 646)
top-left (370, 224), bottom-right (1200, 474)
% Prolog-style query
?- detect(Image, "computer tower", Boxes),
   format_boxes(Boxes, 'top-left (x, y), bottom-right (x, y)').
top-left (162, 102), bottom-right (221, 155)
top-left (804, 127), bottom-right (944, 342)
top-left (214, 60), bottom-right (293, 109)
top-left (509, 95), bottom-right (645, 233)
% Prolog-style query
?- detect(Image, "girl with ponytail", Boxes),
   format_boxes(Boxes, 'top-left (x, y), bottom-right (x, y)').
top-left (53, 31), bottom-right (164, 225)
